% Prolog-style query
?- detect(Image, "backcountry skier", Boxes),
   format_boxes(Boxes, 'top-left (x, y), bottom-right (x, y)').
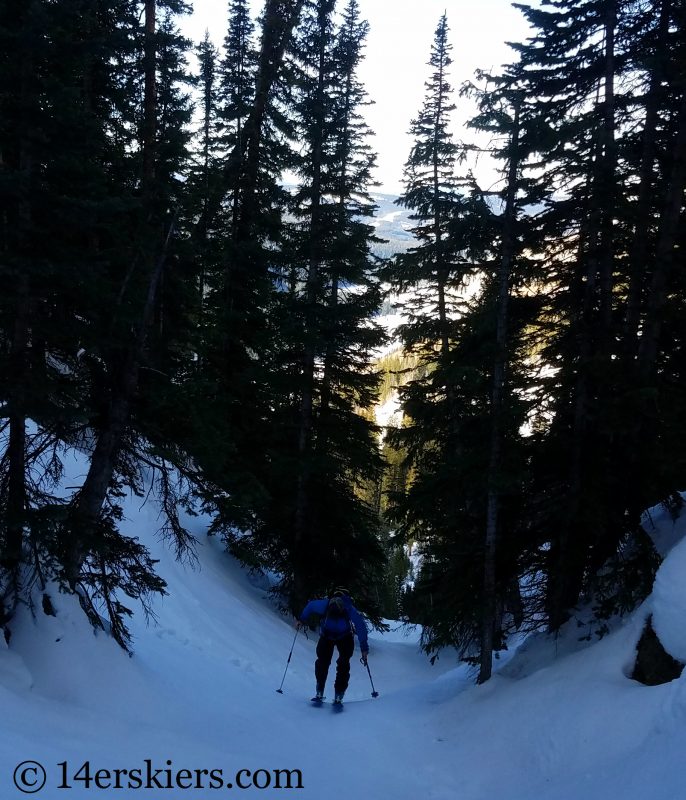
top-left (298, 588), bottom-right (369, 705)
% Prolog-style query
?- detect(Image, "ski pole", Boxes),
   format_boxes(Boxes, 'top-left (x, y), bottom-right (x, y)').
top-left (276, 625), bottom-right (300, 694)
top-left (361, 657), bottom-right (379, 697)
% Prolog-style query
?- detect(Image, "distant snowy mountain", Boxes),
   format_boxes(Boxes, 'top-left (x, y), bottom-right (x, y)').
top-left (370, 192), bottom-right (414, 259)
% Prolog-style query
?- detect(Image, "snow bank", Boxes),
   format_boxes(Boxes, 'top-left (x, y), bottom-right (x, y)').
top-left (1, 478), bottom-right (686, 799)
top-left (643, 493), bottom-right (686, 557)
top-left (651, 536), bottom-right (686, 663)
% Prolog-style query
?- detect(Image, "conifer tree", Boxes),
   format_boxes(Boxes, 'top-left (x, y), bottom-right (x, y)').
top-left (59, 0), bottom-right (195, 647)
top-left (186, 0), bottom-right (299, 542)
top-left (219, 0), bottom-right (257, 236)
top-left (0, 0), bottom-right (198, 646)
top-left (247, 0), bottom-right (386, 614)
top-left (385, 15), bottom-right (532, 671)
top-left (183, 32), bottom-right (221, 333)
top-left (0, 0), bottom-right (148, 632)
top-left (479, 96), bottom-right (522, 683)
top-left (467, 0), bottom-right (686, 634)
top-left (392, 14), bottom-right (463, 357)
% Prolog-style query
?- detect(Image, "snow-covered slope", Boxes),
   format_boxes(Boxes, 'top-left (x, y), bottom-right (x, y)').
top-left (1, 485), bottom-right (685, 799)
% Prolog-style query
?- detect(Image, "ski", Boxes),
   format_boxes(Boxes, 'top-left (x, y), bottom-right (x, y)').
top-left (310, 696), bottom-right (324, 706)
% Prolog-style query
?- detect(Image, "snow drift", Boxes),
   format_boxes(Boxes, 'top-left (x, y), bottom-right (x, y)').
top-left (0, 483), bottom-right (685, 800)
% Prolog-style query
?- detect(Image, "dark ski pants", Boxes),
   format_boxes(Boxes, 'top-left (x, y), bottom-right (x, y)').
top-left (315, 632), bottom-right (354, 695)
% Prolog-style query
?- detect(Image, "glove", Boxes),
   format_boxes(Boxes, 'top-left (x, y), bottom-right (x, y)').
top-left (360, 650), bottom-right (369, 666)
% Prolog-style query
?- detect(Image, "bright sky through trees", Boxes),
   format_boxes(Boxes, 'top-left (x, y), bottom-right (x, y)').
top-left (181, 0), bottom-right (533, 193)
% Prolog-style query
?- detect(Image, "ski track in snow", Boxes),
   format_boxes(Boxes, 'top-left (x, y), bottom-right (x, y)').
top-left (1, 488), bottom-right (685, 799)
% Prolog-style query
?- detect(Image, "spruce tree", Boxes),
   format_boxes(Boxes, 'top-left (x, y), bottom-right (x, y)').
top-left (384, 15), bottom-right (533, 673)
top-left (186, 0), bottom-right (298, 543)
top-left (219, 0), bottom-right (257, 236)
top-left (0, 0), bottom-right (144, 632)
top-left (247, 0), bottom-right (386, 614)
top-left (392, 14), bottom-right (463, 357)
top-left (60, 0), bottom-right (196, 648)
top-left (0, 0), bottom-right (197, 647)
top-left (465, 0), bottom-right (686, 633)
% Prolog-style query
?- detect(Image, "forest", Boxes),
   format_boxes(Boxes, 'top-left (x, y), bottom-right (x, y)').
top-left (1, 0), bottom-right (685, 685)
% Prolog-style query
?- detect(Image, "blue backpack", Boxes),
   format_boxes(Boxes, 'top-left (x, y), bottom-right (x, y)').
top-left (321, 596), bottom-right (351, 640)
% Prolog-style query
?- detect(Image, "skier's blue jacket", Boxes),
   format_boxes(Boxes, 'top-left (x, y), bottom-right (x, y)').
top-left (300, 596), bottom-right (369, 651)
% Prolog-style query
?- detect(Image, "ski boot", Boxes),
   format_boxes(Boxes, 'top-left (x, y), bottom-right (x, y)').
top-left (311, 686), bottom-right (325, 705)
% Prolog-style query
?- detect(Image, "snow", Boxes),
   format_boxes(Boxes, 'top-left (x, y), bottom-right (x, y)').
top-left (1, 480), bottom-right (686, 799)
top-left (643, 497), bottom-right (686, 557)
top-left (371, 210), bottom-right (405, 228)
top-left (650, 537), bottom-right (686, 663)
top-left (374, 391), bottom-right (402, 430)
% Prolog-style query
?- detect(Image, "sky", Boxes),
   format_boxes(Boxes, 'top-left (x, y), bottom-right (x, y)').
top-left (180, 0), bottom-right (533, 195)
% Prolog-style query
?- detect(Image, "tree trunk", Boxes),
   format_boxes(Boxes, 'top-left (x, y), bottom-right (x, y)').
top-left (293, 0), bottom-right (334, 605)
top-left (479, 99), bottom-right (520, 684)
top-left (142, 0), bottom-right (157, 195)
top-left (318, 276), bottom-right (339, 423)
top-left (5, 279), bottom-right (30, 578)
top-left (65, 1), bottom-right (164, 588)
top-left (194, 0), bottom-right (305, 243)
top-left (548, 9), bottom-right (619, 629)
top-left (218, 0), bottom-right (305, 361)
top-left (433, 42), bottom-right (449, 358)
top-left (636, 91), bottom-right (686, 383)
top-left (67, 220), bottom-right (174, 586)
top-left (547, 155), bottom-right (599, 631)
top-left (1, 5), bottom-right (34, 618)
top-left (319, 46), bottom-right (353, 424)
top-left (623, 0), bottom-right (671, 353)
top-left (597, 0), bottom-right (616, 347)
